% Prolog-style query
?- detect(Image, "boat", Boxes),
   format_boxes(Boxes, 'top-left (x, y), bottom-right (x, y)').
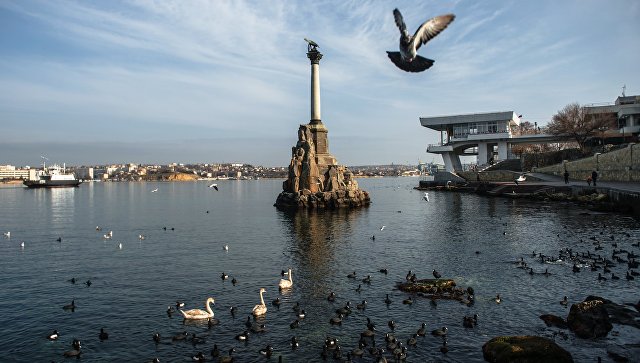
top-left (23, 163), bottom-right (82, 188)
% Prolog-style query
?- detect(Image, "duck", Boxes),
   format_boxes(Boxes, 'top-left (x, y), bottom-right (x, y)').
top-left (432, 269), bottom-right (442, 279)
top-left (384, 294), bottom-right (392, 305)
top-left (167, 306), bottom-right (175, 316)
top-left (176, 301), bottom-right (185, 309)
top-left (431, 326), bottom-right (447, 336)
top-left (402, 296), bottom-right (413, 305)
top-left (292, 302), bottom-right (301, 312)
top-left (611, 273), bottom-right (620, 280)
top-left (290, 319), bottom-right (300, 329)
top-left (221, 272), bottom-right (228, 280)
top-left (219, 348), bottom-right (236, 363)
top-left (598, 273), bottom-right (607, 281)
top-left (560, 296), bottom-right (568, 306)
top-left (252, 288), bottom-right (267, 316)
top-left (336, 301), bottom-right (351, 315)
top-left (235, 330), bottom-right (250, 341)
top-left (153, 332), bottom-right (161, 343)
top-left (99, 327), bottom-right (109, 341)
top-left (47, 330), bottom-right (59, 340)
top-left (229, 306), bottom-right (238, 316)
top-left (210, 344), bottom-right (220, 358)
top-left (356, 300), bottom-right (367, 310)
top-left (231, 277), bottom-right (237, 286)
top-left (366, 317), bottom-right (376, 331)
top-left (290, 336), bottom-right (299, 348)
top-left (63, 299), bottom-right (76, 311)
top-left (417, 322), bottom-right (427, 336)
top-left (361, 329), bottom-right (375, 338)
top-left (272, 297), bottom-right (281, 307)
top-left (440, 340), bottom-right (449, 354)
top-left (207, 317), bottom-right (220, 328)
top-left (407, 334), bottom-right (418, 346)
top-left (63, 340), bottom-right (81, 358)
top-left (190, 352), bottom-right (205, 361)
top-left (330, 314), bottom-right (343, 325)
top-left (494, 294), bottom-right (501, 304)
top-left (388, 320), bottom-right (396, 331)
top-left (297, 310), bottom-right (306, 319)
top-left (347, 271), bottom-right (357, 279)
top-left (85, 280), bottom-right (92, 287)
top-left (251, 323), bottom-right (266, 333)
top-left (172, 331), bottom-right (188, 341)
top-left (362, 275), bottom-right (372, 284)
top-left (327, 292), bottom-right (336, 302)
top-left (379, 268), bottom-right (388, 274)
top-left (259, 345), bottom-right (273, 358)
top-left (279, 268), bottom-right (293, 289)
top-left (244, 316), bottom-right (252, 328)
top-left (191, 333), bottom-right (206, 346)
top-left (180, 297), bottom-right (215, 320)
top-left (352, 341), bottom-right (365, 357)
top-left (355, 284), bottom-right (362, 293)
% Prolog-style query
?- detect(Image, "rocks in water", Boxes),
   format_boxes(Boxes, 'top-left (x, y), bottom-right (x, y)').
top-left (397, 279), bottom-right (456, 293)
top-left (566, 298), bottom-right (613, 338)
top-left (482, 335), bottom-right (574, 363)
top-left (539, 314), bottom-right (568, 329)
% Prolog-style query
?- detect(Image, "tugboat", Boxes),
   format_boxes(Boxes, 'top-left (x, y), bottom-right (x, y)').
top-left (23, 162), bottom-right (81, 188)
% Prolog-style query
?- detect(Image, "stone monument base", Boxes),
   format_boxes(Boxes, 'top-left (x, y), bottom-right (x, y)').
top-left (275, 188), bottom-right (370, 210)
top-left (274, 123), bottom-right (370, 210)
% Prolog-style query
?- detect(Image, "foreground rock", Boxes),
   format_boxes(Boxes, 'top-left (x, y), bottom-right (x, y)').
top-left (482, 335), bottom-right (573, 363)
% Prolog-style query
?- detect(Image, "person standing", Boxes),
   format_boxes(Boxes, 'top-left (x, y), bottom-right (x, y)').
top-left (564, 170), bottom-right (569, 184)
top-left (591, 170), bottom-right (598, 186)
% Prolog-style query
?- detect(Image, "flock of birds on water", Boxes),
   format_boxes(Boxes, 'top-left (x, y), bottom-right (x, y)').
top-left (4, 182), bottom-right (640, 362)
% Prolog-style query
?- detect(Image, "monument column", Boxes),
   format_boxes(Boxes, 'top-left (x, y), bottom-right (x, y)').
top-left (308, 47), bottom-right (322, 123)
top-left (306, 42), bottom-right (335, 168)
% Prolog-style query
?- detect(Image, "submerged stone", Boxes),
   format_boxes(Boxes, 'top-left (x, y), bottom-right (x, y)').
top-left (482, 335), bottom-right (573, 363)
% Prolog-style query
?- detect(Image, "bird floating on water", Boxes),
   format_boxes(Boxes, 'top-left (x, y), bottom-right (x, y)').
top-left (3, 231), bottom-right (10, 238)
top-left (423, 192), bottom-right (429, 202)
top-left (380, 225), bottom-right (386, 231)
top-left (180, 297), bottom-right (215, 320)
top-left (387, 8), bottom-right (455, 72)
top-left (151, 188), bottom-right (158, 193)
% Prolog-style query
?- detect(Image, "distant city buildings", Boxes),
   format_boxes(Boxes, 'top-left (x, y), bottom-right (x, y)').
top-left (0, 165), bottom-right (35, 180)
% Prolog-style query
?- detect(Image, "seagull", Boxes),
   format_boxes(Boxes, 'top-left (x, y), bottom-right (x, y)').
top-left (151, 188), bottom-right (158, 193)
top-left (423, 192), bottom-right (429, 202)
top-left (516, 175), bottom-right (526, 182)
top-left (208, 183), bottom-right (219, 191)
top-left (380, 226), bottom-right (386, 231)
top-left (138, 234), bottom-right (145, 240)
top-left (223, 244), bottom-right (229, 251)
top-left (387, 8), bottom-right (455, 73)
top-left (3, 231), bottom-right (10, 238)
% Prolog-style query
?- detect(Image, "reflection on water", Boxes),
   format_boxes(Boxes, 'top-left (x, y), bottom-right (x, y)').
top-left (31, 188), bottom-right (76, 228)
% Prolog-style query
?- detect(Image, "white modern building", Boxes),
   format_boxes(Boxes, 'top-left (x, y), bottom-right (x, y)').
top-left (586, 94), bottom-right (640, 139)
top-left (421, 111), bottom-right (564, 172)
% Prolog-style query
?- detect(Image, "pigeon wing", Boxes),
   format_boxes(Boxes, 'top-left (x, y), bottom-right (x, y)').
top-left (413, 14), bottom-right (455, 51)
top-left (393, 8), bottom-right (408, 36)
top-left (387, 52), bottom-right (434, 73)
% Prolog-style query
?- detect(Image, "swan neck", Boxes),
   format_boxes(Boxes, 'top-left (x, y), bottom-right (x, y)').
top-left (259, 290), bottom-right (265, 305)
top-left (288, 269), bottom-right (293, 282)
top-left (206, 298), bottom-right (214, 316)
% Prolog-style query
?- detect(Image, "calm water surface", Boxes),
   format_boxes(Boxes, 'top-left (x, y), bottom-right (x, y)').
top-left (0, 178), bottom-right (638, 362)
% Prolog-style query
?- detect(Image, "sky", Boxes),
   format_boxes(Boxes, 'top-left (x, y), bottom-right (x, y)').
top-left (1, 0), bottom-right (639, 167)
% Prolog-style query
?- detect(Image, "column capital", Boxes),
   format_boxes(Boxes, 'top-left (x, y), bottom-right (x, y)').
top-left (307, 49), bottom-right (323, 64)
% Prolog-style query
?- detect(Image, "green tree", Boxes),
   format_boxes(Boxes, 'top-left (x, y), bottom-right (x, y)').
top-left (546, 103), bottom-right (617, 152)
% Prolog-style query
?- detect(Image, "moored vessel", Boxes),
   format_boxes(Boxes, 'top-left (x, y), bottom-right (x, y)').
top-left (23, 163), bottom-right (81, 188)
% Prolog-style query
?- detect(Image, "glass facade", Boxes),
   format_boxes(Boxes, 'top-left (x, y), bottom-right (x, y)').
top-left (452, 121), bottom-right (507, 138)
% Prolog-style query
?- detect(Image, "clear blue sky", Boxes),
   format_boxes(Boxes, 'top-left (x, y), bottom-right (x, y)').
top-left (1, 0), bottom-right (638, 167)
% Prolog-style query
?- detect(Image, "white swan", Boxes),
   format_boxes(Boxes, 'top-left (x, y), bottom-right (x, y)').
top-left (252, 288), bottom-right (267, 316)
top-left (180, 297), bottom-right (215, 320)
top-left (279, 268), bottom-right (293, 289)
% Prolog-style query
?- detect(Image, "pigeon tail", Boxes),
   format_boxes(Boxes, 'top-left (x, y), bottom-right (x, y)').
top-left (386, 52), bottom-right (434, 73)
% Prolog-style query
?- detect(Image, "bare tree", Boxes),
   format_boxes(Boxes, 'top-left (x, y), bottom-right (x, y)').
top-left (546, 103), bottom-right (617, 152)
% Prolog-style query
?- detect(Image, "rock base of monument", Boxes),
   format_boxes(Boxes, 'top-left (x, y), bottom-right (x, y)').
top-left (275, 123), bottom-right (370, 210)
top-left (275, 188), bottom-right (370, 210)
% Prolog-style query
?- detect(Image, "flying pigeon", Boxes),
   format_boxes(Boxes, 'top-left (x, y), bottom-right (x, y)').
top-left (387, 8), bottom-right (455, 73)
